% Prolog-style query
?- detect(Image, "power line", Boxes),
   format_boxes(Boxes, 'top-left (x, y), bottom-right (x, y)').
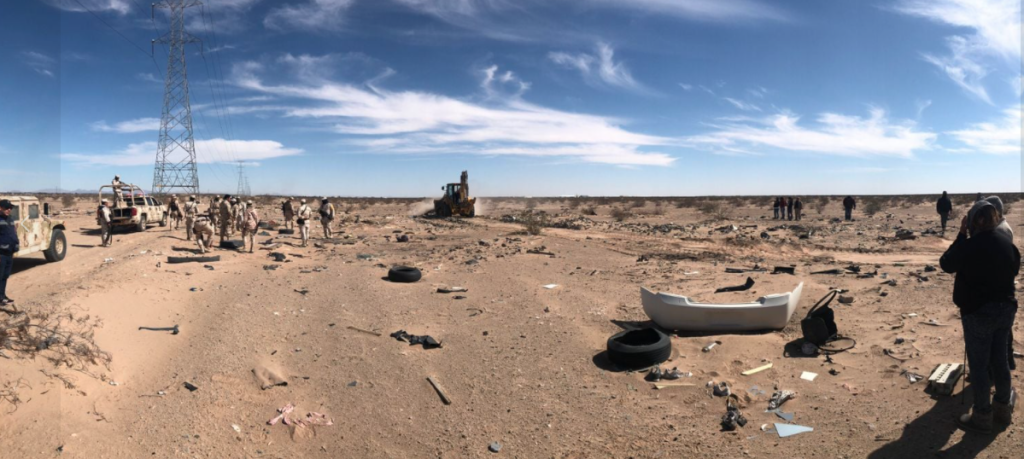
top-left (70, 0), bottom-right (164, 79)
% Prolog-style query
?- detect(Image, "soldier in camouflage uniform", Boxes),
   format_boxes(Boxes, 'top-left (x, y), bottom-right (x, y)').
top-left (219, 195), bottom-right (233, 244)
top-left (183, 196), bottom-right (199, 241)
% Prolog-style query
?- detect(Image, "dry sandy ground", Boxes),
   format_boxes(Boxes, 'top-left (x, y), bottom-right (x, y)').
top-left (1, 199), bottom-right (1022, 458)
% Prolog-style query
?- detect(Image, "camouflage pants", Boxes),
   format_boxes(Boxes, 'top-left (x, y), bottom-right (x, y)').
top-left (219, 222), bottom-right (231, 241)
top-left (100, 222), bottom-right (113, 246)
top-left (185, 217), bottom-right (195, 240)
top-left (300, 222), bottom-right (310, 246)
top-left (194, 225), bottom-right (213, 253)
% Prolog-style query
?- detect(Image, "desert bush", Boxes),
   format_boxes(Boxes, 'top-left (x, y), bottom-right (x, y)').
top-left (517, 211), bottom-right (547, 235)
top-left (629, 198), bottom-right (646, 209)
top-left (60, 195), bottom-right (75, 209)
top-left (697, 200), bottom-right (731, 221)
top-left (567, 199), bottom-right (582, 210)
top-left (652, 201), bottom-right (666, 215)
top-left (814, 196), bottom-right (830, 215)
top-left (610, 207), bottom-right (632, 222)
top-left (862, 197), bottom-right (884, 217)
top-left (581, 205), bottom-right (597, 216)
top-left (525, 199), bottom-right (537, 210)
top-left (1003, 201), bottom-right (1012, 215)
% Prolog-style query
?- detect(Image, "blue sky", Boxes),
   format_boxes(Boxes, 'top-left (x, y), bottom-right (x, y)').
top-left (1, 0), bottom-right (1020, 196)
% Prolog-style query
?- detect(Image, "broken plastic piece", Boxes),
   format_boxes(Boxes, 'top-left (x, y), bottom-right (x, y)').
top-left (800, 371), bottom-right (818, 382)
top-left (390, 330), bottom-right (441, 349)
top-left (775, 423), bottom-right (813, 438)
top-left (642, 283), bottom-right (803, 332)
top-left (774, 411), bottom-right (795, 422)
top-left (742, 362), bottom-right (773, 376)
top-left (715, 277), bottom-right (755, 293)
top-left (542, 284), bottom-right (558, 289)
top-left (767, 390), bottom-right (795, 411)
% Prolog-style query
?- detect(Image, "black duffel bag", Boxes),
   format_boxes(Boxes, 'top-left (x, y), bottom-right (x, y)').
top-left (801, 289), bottom-right (839, 346)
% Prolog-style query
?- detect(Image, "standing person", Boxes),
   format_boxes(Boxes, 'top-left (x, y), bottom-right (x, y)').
top-left (97, 198), bottom-right (113, 247)
top-left (193, 212), bottom-right (214, 254)
top-left (231, 198), bottom-right (243, 234)
top-left (219, 195), bottom-right (233, 244)
top-left (111, 175), bottom-right (124, 208)
top-left (319, 197), bottom-right (336, 239)
top-left (281, 199), bottom-right (295, 230)
top-left (786, 197), bottom-right (795, 221)
top-left (779, 197), bottom-right (788, 221)
top-left (937, 191), bottom-right (953, 236)
top-left (167, 195), bottom-right (182, 230)
top-left (843, 196), bottom-right (856, 221)
top-left (0, 200), bottom-right (20, 306)
top-left (242, 200), bottom-right (259, 253)
top-left (297, 199), bottom-right (312, 247)
top-left (183, 196), bottom-right (198, 241)
top-left (940, 200), bottom-right (1020, 432)
top-left (209, 196), bottom-right (221, 234)
top-left (793, 197), bottom-right (803, 221)
top-left (772, 197), bottom-right (780, 220)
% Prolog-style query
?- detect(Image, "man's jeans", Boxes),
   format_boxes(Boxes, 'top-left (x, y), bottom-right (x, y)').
top-left (962, 301), bottom-right (1017, 413)
top-left (0, 253), bottom-right (13, 300)
top-left (844, 208), bottom-right (852, 221)
top-left (940, 212), bottom-right (949, 232)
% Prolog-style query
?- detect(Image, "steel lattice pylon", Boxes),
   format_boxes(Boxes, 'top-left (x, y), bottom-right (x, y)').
top-left (152, 0), bottom-right (202, 196)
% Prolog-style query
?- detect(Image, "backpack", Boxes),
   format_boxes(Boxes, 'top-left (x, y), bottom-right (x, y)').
top-left (801, 290), bottom-right (839, 346)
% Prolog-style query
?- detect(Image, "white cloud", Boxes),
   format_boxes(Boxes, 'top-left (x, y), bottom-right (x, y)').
top-left (915, 99), bottom-right (933, 118)
top-left (947, 105), bottom-right (1022, 154)
top-left (894, 0), bottom-right (1021, 103)
top-left (746, 87), bottom-right (768, 98)
top-left (679, 83), bottom-right (693, 91)
top-left (231, 59), bottom-right (674, 166)
top-left (723, 97), bottom-right (761, 112)
top-left (62, 139), bottom-right (303, 167)
top-left (90, 118), bottom-right (161, 133)
top-left (265, 0), bottom-right (355, 31)
top-left (42, 0), bottom-right (130, 14)
top-left (688, 108), bottom-right (936, 158)
top-left (137, 73), bottom-right (163, 84)
top-left (584, 0), bottom-right (788, 22)
top-left (548, 43), bottom-right (648, 93)
top-left (480, 65), bottom-right (530, 98)
top-left (22, 51), bottom-right (56, 78)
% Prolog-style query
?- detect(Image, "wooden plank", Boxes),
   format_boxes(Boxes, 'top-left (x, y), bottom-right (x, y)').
top-left (427, 376), bottom-right (452, 405)
top-left (741, 362), bottom-right (773, 376)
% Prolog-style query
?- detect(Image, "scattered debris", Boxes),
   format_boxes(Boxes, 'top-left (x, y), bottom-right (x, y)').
top-left (927, 363), bottom-right (963, 395)
top-left (775, 423), bottom-right (813, 438)
top-left (347, 326), bottom-right (382, 336)
top-left (774, 411), bottom-right (795, 422)
top-left (138, 325), bottom-right (179, 335)
top-left (742, 362), bottom-right (773, 376)
top-left (838, 295), bottom-right (855, 304)
top-left (712, 382), bottom-right (731, 397)
top-left (720, 397), bottom-right (748, 431)
top-left (542, 284), bottom-right (558, 289)
top-left (390, 330), bottom-right (441, 349)
top-left (811, 268), bottom-right (844, 275)
top-left (715, 277), bottom-right (755, 293)
top-left (270, 252), bottom-right (287, 262)
top-left (800, 371), bottom-right (818, 382)
top-left (772, 266), bottom-right (796, 275)
top-left (437, 287), bottom-right (468, 293)
top-left (427, 376), bottom-right (452, 405)
top-left (183, 382), bottom-right (199, 392)
top-left (767, 390), bottom-right (795, 411)
top-left (900, 370), bottom-right (924, 384)
top-left (488, 442), bottom-right (502, 453)
top-left (253, 366), bottom-right (288, 390)
top-left (702, 340), bottom-right (722, 353)
top-left (725, 266), bottom-right (765, 274)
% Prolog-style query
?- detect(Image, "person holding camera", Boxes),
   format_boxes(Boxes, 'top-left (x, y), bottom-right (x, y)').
top-left (297, 199), bottom-right (312, 247)
top-left (940, 199), bottom-right (1020, 433)
top-left (319, 197), bottom-right (336, 239)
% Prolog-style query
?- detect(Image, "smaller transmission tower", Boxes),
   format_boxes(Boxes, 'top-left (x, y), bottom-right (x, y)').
top-left (236, 162), bottom-right (249, 197)
top-left (152, 0), bottom-right (203, 196)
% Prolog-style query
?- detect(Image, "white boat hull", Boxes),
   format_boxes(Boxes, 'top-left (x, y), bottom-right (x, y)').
top-left (641, 283), bottom-right (803, 332)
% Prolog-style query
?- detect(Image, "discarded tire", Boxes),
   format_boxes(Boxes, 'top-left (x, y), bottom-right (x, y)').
top-left (606, 328), bottom-right (671, 370)
top-left (278, 229), bottom-right (295, 235)
top-left (167, 256), bottom-right (221, 264)
top-left (220, 240), bottom-right (244, 250)
top-left (388, 266), bottom-right (422, 283)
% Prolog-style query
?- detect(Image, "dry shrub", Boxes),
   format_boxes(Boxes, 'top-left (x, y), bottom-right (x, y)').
top-left (60, 195), bottom-right (75, 210)
top-left (581, 205), bottom-right (597, 216)
top-left (517, 211), bottom-right (547, 235)
top-left (629, 198), bottom-right (646, 209)
top-left (525, 199), bottom-right (537, 210)
top-left (814, 196), bottom-right (830, 215)
top-left (567, 199), bottom-right (582, 210)
top-left (652, 201), bottom-right (666, 215)
top-left (697, 200), bottom-right (731, 221)
top-left (862, 197), bottom-right (884, 217)
top-left (610, 207), bottom-right (632, 222)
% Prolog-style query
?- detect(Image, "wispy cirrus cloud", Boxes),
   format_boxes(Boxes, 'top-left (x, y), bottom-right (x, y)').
top-left (722, 97), bottom-right (761, 112)
top-left (230, 57), bottom-right (675, 166)
top-left (62, 139), bottom-right (302, 167)
top-left (947, 105), bottom-right (1021, 154)
top-left (688, 108), bottom-right (936, 157)
top-left (21, 51), bottom-right (57, 78)
top-left (90, 117), bottom-right (161, 133)
top-left (41, 0), bottom-right (130, 14)
top-left (264, 0), bottom-right (355, 31)
top-left (893, 0), bottom-right (1021, 104)
top-left (548, 43), bottom-right (650, 94)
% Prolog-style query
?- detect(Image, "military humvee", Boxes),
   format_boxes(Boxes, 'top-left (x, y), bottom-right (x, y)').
top-left (1, 196), bottom-right (67, 262)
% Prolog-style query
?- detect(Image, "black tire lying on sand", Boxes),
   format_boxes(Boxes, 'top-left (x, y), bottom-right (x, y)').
top-left (388, 266), bottom-right (422, 283)
top-left (220, 240), bottom-right (244, 250)
top-left (606, 328), bottom-right (671, 370)
top-left (167, 256), bottom-right (221, 264)
top-left (278, 229), bottom-right (295, 235)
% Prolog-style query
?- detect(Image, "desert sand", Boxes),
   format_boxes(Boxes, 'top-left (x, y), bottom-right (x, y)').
top-left (1, 196), bottom-right (1022, 458)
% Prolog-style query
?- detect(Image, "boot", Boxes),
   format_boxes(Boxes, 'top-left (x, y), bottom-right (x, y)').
top-left (956, 410), bottom-right (993, 433)
top-left (994, 388), bottom-right (1017, 425)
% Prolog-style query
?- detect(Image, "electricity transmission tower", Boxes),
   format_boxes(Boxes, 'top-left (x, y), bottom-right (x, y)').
top-left (151, 0), bottom-right (202, 196)
top-left (236, 162), bottom-right (250, 197)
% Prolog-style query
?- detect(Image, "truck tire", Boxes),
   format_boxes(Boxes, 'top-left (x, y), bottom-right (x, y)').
top-left (159, 213), bottom-right (167, 227)
top-left (468, 206), bottom-right (475, 218)
top-left (387, 266), bottom-right (422, 283)
top-left (43, 229), bottom-right (67, 262)
top-left (606, 328), bottom-right (671, 370)
top-left (137, 215), bottom-right (148, 232)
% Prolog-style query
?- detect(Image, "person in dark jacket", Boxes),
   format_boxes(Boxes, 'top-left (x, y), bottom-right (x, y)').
top-left (843, 196), bottom-right (856, 221)
top-left (772, 197), bottom-right (780, 220)
top-left (779, 197), bottom-right (788, 220)
top-left (936, 191), bottom-right (953, 235)
top-left (940, 200), bottom-right (1020, 432)
top-left (786, 197), bottom-right (795, 221)
top-left (793, 198), bottom-right (803, 221)
top-left (0, 200), bottom-right (19, 306)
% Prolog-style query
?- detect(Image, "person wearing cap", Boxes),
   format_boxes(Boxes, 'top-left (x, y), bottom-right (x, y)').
top-left (183, 196), bottom-right (199, 241)
top-left (97, 198), bottom-right (113, 247)
top-left (193, 211), bottom-right (215, 254)
top-left (940, 199), bottom-right (1020, 433)
top-left (219, 195), bottom-right (233, 243)
top-left (937, 191), bottom-right (953, 236)
top-left (242, 200), bottom-right (260, 253)
top-left (319, 197), bottom-right (336, 239)
top-left (281, 199), bottom-right (295, 230)
top-left (210, 196), bottom-right (221, 233)
top-left (111, 175), bottom-right (124, 208)
top-left (231, 198), bottom-right (243, 234)
top-left (297, 199), bottom-right (312, 247)
top-left (166, 194), bottom-right (182, 230)
top-left (0, 200), bottom-right (20, 305)
top-left (842, 196), bottom-right (856, 221)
